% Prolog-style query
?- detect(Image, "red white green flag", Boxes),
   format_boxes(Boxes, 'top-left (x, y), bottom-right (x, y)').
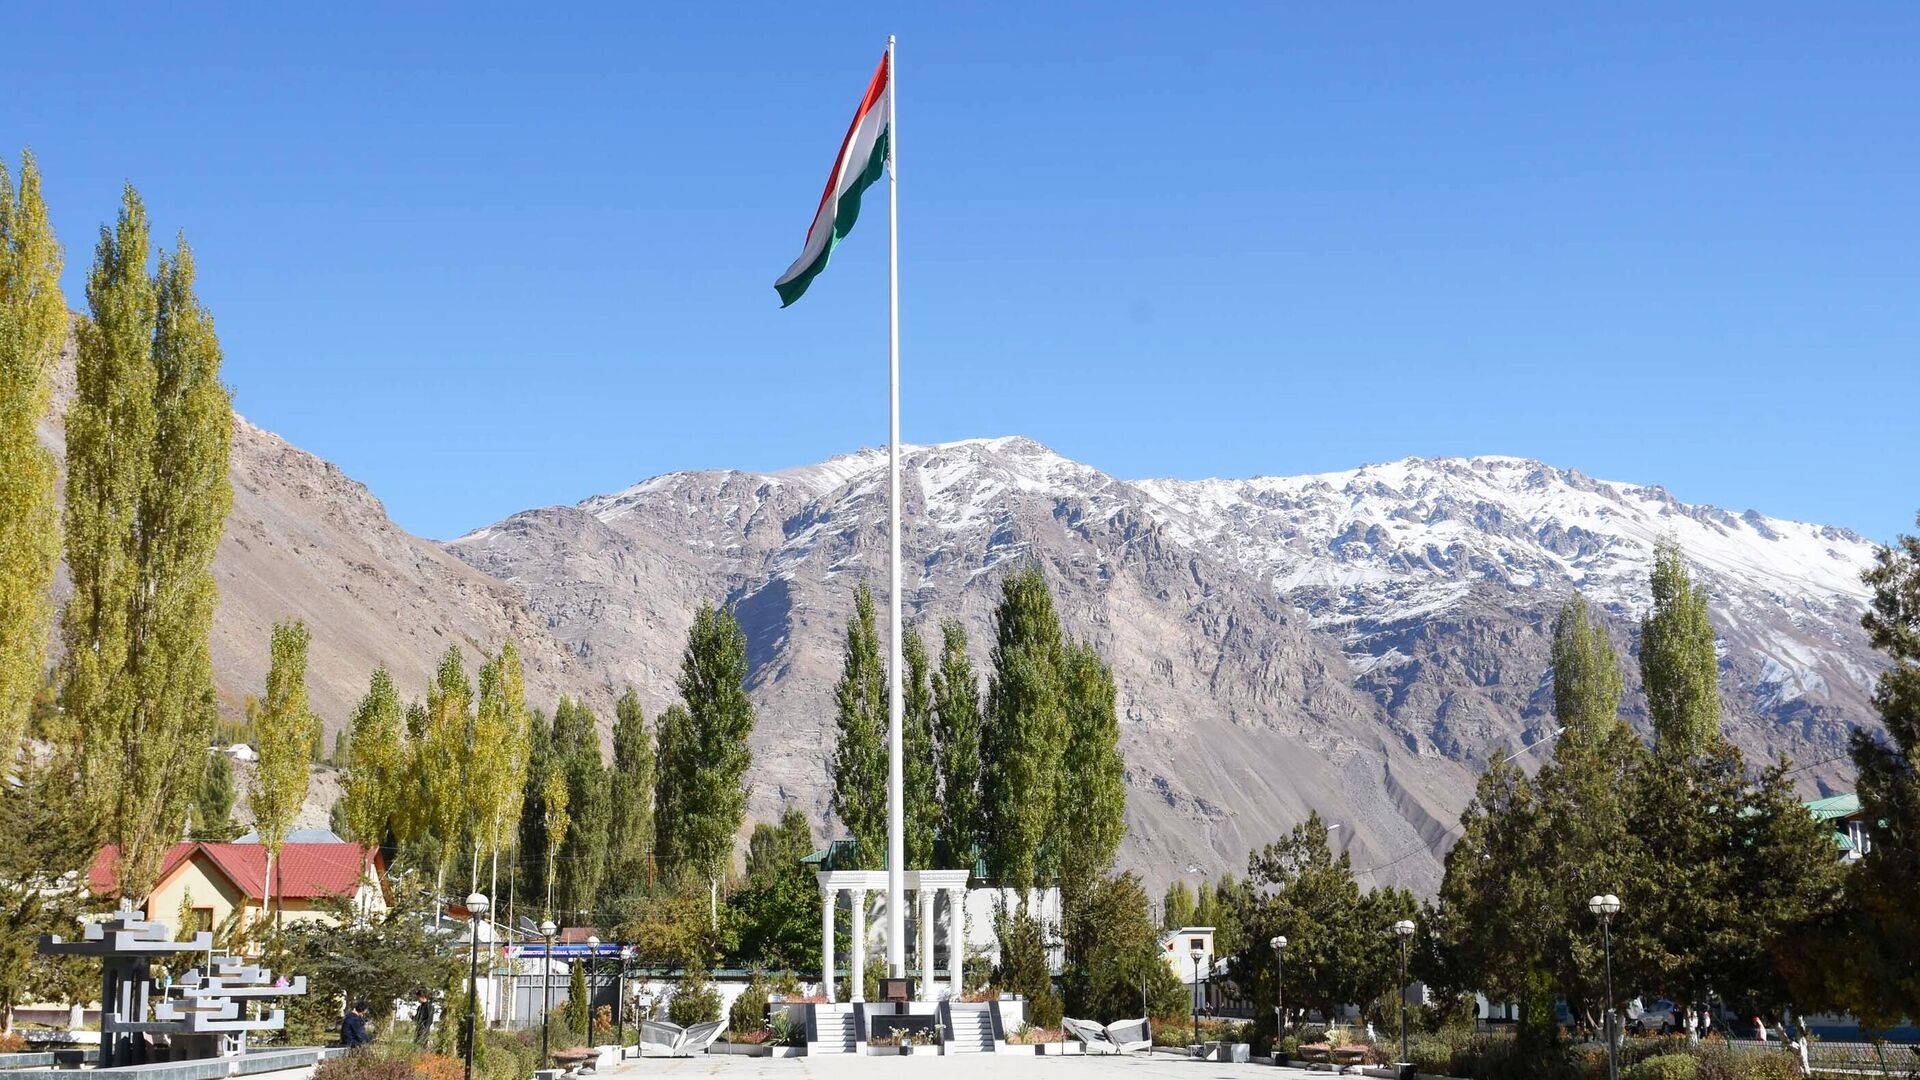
top-left (774, 51), bottom-right (892, 307)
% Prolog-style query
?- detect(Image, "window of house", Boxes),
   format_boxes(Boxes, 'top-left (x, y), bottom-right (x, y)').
top-left (1849, 820), bottom-right (1870, 855)
top-left (1191, 937), bottom-right (1205, 951)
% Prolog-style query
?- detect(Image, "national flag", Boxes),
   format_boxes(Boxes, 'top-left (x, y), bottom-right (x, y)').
top-left (773, 52), bottom-right (891, 307)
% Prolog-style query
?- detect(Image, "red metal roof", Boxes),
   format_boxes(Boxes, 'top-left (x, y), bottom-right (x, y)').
top-left (89, 842), bottom-right (380, 902)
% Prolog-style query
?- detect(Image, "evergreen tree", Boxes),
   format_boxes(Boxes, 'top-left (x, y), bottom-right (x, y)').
top-left (1551, 593), bottom-right (1624, 736)
top-left (342, 667), bottom-right (405, 850)
top-left (605, 687), bottom-right (656, 899)
top-left (1833, 515), bottom-right (1920, 1024)
top-left (566, 959), bottom-right (589, 1042)
top-left (249, 619), bottom-right (315, 922)
top-left (828, 583), bottom-right (887, 862)
top-left (931, 621), bottom-right (983, 868)
top-left (980, 566), bottom-right (1068, 890)
top-left (1640, 539), bottom-right (1722, 755)
top-left (654, 603), bottom-right (755, 914)
top-left (191, 748), bottom-right (239, 841)
top-left (1162, 880), bottom-right (1196, 929)
top-left (1058, 639), bottom-right (1126, 915)
top-left (64, 186), bottom-right (233, 899)
top-left (0, 151), bottom-right (66, 763)
top-left (729, 808), bottom-right (821, 970)
top-left (1429, 756), bottom-right (1547, 1003)
top-left (902, 624), bottom-right (938, 868)
top-left (551, 696), bottom-right (609, 915)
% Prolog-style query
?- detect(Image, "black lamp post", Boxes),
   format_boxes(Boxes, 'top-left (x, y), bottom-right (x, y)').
top-left (1590, 894), bottom-right (1622, 1080)
top-left (539, 919), bottom-right (557, 1069)
top-left (1392, 919), bottom-right (1415, 1072)
top-left (464, 892), bottom-right (489, 1080)
top-left (1271, 935), bottom-right (1288, 1050)
top-left (615, 945), bottom-right (628, 1060)
top-left (586, 935), bottom-right (600, 1047)
top-left (1190, 948), bottom-right (1204, 1053)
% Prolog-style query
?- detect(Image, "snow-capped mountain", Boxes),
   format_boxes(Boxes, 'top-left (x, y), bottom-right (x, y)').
top-left (448, 437), bottom-right (1887, 893)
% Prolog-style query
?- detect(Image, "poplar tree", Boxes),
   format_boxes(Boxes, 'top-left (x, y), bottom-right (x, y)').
top-left (1162, 881), bottom-right (1196, 930)
top-left (470, 644), bottom-right (529, 898)
top-left (541, 767), bottom-right (569, 918)
top-left (551, 697), bottom-right (609, 914)
top-left (981, 567), bottom-right (1068, 891)
top-left (654, 602), bottom-right (754, 918)
top-left (902, 624), bottom-right (938, 868)
top-left (419, 647), bottom-right (473, 904)
top-left (1639, 539), bottom-right (1722, 755)
top-left (1551, 593), bottom-right (1624, 736)
top-left (249, 619), bottom-right (315, 923)
top-left (829, 582), bottom-right (887, 862)
top-left (0, 152), bottom-right (66, 763)
top-left (931, 621), bottom-right (983, 869)
top-left (1058, 639), bottom-right (1126, 910)
top-left (516, 709), bottom-right (554, 906)
top-left (342, 667), bottom-right (405, 851)
top-left (605, 687), bottom-right (656, 899)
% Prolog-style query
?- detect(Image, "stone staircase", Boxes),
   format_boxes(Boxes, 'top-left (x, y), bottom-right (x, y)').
top-left (944, 1003), bottom-right (995, 1053)
top-left (807, 1004), bottom-right (859, 1055)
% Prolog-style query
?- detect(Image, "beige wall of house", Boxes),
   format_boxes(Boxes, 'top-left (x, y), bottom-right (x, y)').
top-left (140, 852), bottom-right (387, 937)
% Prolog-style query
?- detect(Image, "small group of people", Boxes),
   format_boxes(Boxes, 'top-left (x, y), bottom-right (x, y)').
top-left (338, 989), bottom-right (438, 1051)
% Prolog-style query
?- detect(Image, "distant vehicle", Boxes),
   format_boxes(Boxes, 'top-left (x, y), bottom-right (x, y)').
top-left (1627, 998), bottom-right (1679, 1035)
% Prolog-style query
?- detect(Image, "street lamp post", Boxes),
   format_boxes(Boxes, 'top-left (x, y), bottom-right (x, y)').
top-left (1590, 894), bottom-right (1623, 1080)
top-left (464, 893), bottom-right (489, 1080)
top-left (1190, 948), bottom-right (1205, 1055)
top-left (1392, 919), bottom-right (1415, 1074)
top-left (1271, 935), bottom-right (1288, 1050)
top-left (539, 919), bottom-right (557, 1069)
top-left (586, 936), bottom-right (600, 1047)
top-left (616, 946), bottom-right (628, 1060)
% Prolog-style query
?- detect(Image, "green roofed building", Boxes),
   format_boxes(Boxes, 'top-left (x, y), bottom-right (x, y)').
top-left (1805, 793), bottom-right (1871, 860)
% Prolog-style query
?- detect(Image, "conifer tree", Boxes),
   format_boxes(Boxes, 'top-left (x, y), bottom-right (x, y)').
top-left (1058, 639), bottom-right (1126, 909)
top-left (343, 667), bottom-right (406, 850)
top-left (902, 624), bottom-right (938, 868)
top-left (551, 697), bottom-right (609, 914)
top-left (250, 619), bottom-right (315, 922)
top-left (1639, 539), bottom-right (1722, 755)
top-left (654, 603), bottom-right (754, 918)
top-left (931, 621), bottom-right (983, 869)
top-left (605, 687), bottom-right (656, 899)
top-left (980, 567), bottom-right (1068, 890)
top-left (192, 748), bottom-right (239, 841)
top-left (829, 583), bottom-right (887, 861)
top-left (0, 152), bottom-right (66, 763)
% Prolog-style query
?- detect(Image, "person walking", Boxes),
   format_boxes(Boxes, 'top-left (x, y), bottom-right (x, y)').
top-left (414, 989), bottom-right (437, 1048)
top-left (1754, 1015), bottom-right (1768, 1043)
top-left (341, 1001), bottom-right (375, 1050)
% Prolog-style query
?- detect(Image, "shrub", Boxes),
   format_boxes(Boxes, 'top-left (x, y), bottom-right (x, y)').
top-left (667, 964), bottom-right (722, 1027)
top-left (1028, 985), bottom-right (1064, 1031)
top-left (729, 972), bottom-right (770, 1035)
top-left (1625, 1053), bottom-right (1700, 1080)
top-left (1295, 1024), bottom-right (1330, 1046)
top-left (1410, 1035), bottom-right (1455, 1075)
top-left (0, 1033), bottom-right (26, 1052)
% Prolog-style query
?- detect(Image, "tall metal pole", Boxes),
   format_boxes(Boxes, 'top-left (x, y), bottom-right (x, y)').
top-left (1602, 916), bottom-right (1618, 1080)
top-left (1398, 934), bottom-right (1410, 1069)
top-left (616, 947), bottom-right (625, 1060)
top-left (540, 924), bottom-right (554, 1068)
top-left (883, 31), bottom-right (906, 982)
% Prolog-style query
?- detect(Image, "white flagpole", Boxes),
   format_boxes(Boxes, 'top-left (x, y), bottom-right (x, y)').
top-left (883, 32), bottom-right (907, 983)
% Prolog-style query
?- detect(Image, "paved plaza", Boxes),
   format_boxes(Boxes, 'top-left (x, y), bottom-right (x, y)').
top-left (599, 1056), bottom-right (1314, 1080)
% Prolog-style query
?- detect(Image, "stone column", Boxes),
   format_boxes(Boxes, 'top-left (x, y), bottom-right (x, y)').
top-left (947, 888), bottom-right (967, 1001)
top-left (917, 888), bottom-right (936, 1001)
top-left (820, 884), bottom-right (837, 1003)
top-left (849, 888), bottom-right (869, 1003)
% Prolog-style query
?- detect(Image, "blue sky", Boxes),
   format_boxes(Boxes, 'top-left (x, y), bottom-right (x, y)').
top-left (9, 4), bottom-right (1916, 541)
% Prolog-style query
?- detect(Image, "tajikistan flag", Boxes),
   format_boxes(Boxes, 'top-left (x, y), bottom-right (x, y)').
top-left (774, 51), bottom-right (891, 307)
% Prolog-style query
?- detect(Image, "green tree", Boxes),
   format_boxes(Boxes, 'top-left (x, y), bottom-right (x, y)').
top-left (605, 686), bottom-right (657, 900)
top-left (552, 696), bottom-right (609, 915)
top-left (1640, 539), bottom-right (1722, 755)
top-left (1240, 812), bottom-right (1385, 1022)
top-left (541, 767), bottom-right (570, 918)
top-left (931, 621), bottom-right (983, 868)
top-left (728, 808), bottom-right (822, 971)
top-left (566, 960), bottom-right (589, 1043)
top-left (517, 709), bottom-right (554, 908)
top-left (1061, 871), bottom-right (1185, 1023)
top-left (266, 880), bottom-right (459, 1045)
top-left (981, 566), bottom-right (1068, 890)
top-left (829, 582), bottom-right (887, 862)
top-left (1058, 639), bottom-right (1126, 917)
top-left (0, 151), bottom-right (67, 763)
top-left (342, 666), bottom-right (406, 850)
top-left (249, 619), bottom-right (315, 923)
top-left (655, 602), bottom-right (755, 918)
top-left (902, 623), bottom-right (939, 868)
top-left (1839, 513), bottom-right (1920, 1023)
top-left (743, 807), bottom-right (815, 886)
top-left (419, 646), bottom-right (474, 905)
top-left (191, 749), bottom-right (240, 841)
top-left (1552, 593), bottom-right (1625, 736)
top-left (1162, 880), bottom-right (1196, 930)
top-left (64, 186), bottom-right (233, 900)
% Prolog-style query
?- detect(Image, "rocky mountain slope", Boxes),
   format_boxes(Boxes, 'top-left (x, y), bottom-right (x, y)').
top-left (449, 437), bottom-right (1887, 893)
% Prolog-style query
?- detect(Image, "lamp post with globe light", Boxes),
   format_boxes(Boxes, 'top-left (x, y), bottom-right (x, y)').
top-left (1392, 919), bottom-right (1415, 1075)
top-left (1271, 936), bottom-right (1288, 1048)
top-left (1590, 895), bottom-right (1622, 1080)
top-left (464, 893), bottom-right (489, 1080)
top-left (539, 919), bottom-right (557, 1069)
top-left (1190, 948), bottom-right (1205, 1054)
top-left (586, 936), bottom-right (600, 1047)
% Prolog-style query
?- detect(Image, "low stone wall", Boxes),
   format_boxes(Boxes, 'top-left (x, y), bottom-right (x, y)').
top-left (0, 1048), bottom-right (338, 1080)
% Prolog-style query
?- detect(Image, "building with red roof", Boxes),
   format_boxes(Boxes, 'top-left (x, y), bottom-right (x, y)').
top-left (88, 837), bottom-right (388, 939)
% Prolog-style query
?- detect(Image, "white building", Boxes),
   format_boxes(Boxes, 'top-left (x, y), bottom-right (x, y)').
top-left (1161, 925), bottom-right (1216, 985)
